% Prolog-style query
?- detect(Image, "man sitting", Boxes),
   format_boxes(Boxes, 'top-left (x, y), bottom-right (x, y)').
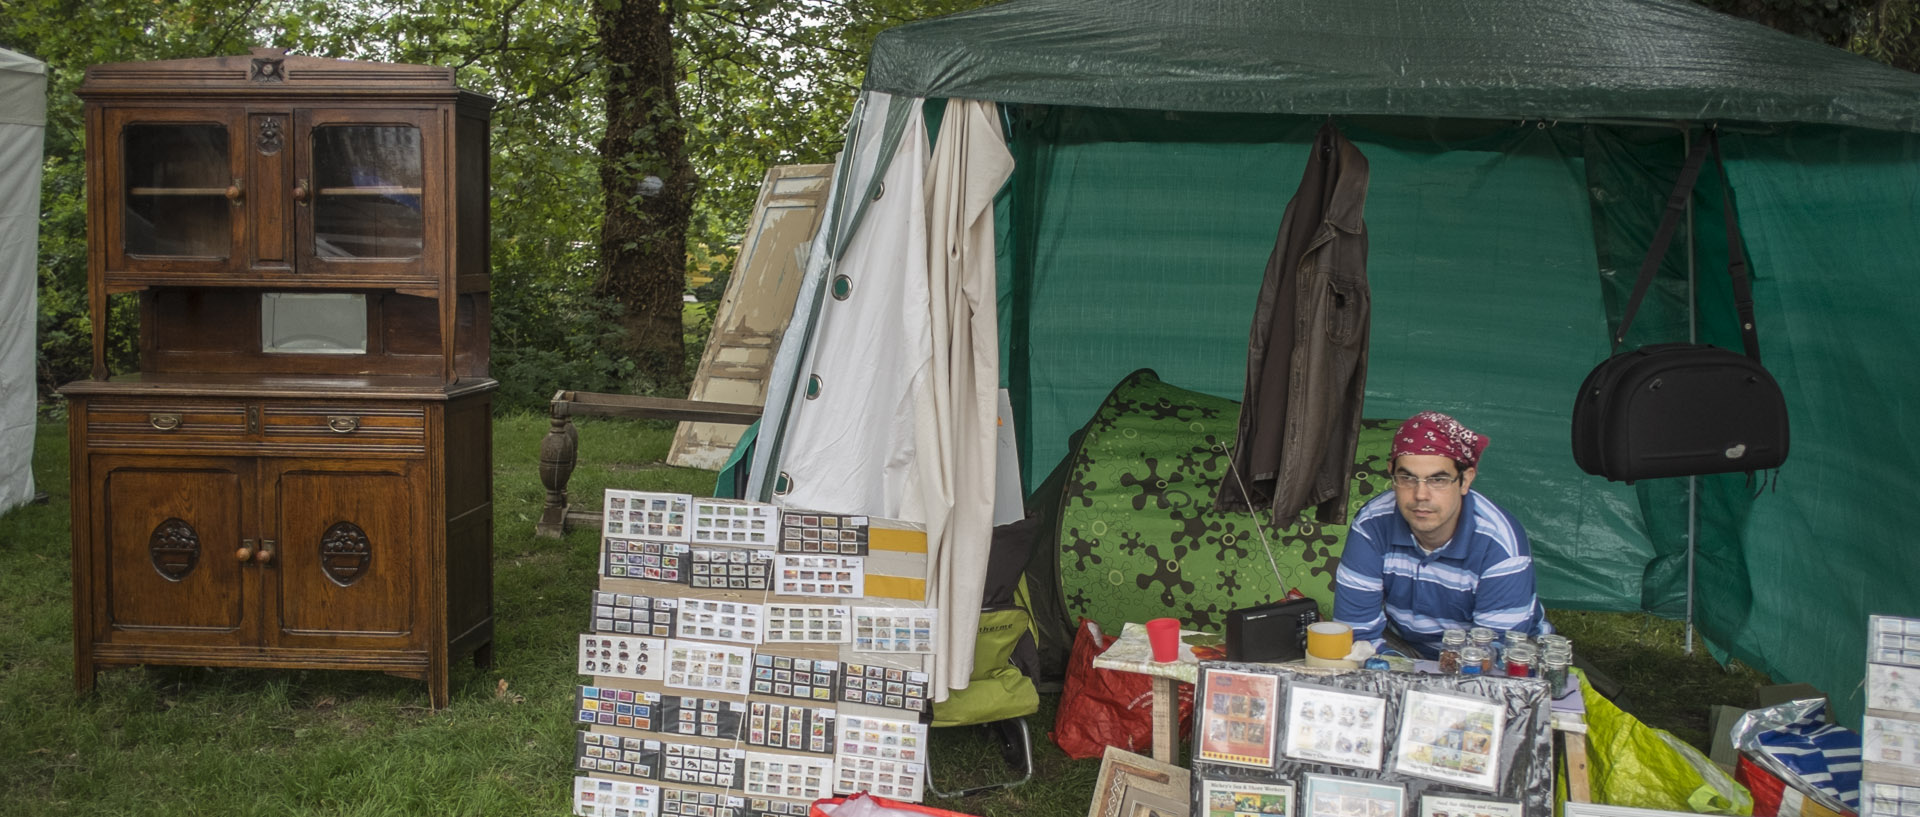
top-left (1333, 411), bottom-right (1551, 658)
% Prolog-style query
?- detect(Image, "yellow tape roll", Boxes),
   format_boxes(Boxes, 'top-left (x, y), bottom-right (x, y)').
top-left (1306, 621), bottom-right (1354, 660)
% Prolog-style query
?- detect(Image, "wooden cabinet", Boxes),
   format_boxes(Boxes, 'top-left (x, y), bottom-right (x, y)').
top-left (63, 49), bottom-right (494, 708)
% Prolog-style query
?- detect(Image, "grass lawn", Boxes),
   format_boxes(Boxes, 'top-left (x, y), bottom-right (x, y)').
top-left (0, 412), bottom-right (1767, 815)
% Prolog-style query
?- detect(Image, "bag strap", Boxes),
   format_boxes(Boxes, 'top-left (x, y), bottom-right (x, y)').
top-left (1706, 130), bottom-right (1763, 363)
top-left (1612, 128), bottom-right (1762, 362)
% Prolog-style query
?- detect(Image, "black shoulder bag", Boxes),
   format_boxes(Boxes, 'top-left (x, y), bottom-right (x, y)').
top-left (1571, 129), bottom-right (1789, 483)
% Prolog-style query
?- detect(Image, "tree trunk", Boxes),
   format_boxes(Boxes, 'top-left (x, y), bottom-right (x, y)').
top-left (594, 0), bottom-right (695, 388)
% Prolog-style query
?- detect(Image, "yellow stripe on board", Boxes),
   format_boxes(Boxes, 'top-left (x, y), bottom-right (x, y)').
top-left (868, 528), bottom-right (928, 554)
top-left (865, 575), bottom-right (926, 601)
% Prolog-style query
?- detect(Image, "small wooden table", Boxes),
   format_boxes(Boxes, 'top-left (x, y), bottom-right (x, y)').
top-left (1091, 621), bottom-right (1593, 802)
top-left (535, 389), bottom-right (761, 537)
top-left (1091, 622), bottom-right (1204, 764)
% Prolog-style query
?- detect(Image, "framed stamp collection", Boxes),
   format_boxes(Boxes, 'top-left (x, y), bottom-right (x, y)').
top-left (574, 493), bottom-right (937, 816)
top-left (1189, 662), bottom-right (1556, 817)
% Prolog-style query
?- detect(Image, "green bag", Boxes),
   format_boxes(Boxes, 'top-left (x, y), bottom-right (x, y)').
top-left (1575, 670), bottom-right (1754, 815)
top-left (930, 607), bottom-right (1040, 728)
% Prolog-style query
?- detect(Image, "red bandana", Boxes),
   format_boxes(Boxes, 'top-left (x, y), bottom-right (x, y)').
top-left (1392, 411), bottom-right (1489, 468)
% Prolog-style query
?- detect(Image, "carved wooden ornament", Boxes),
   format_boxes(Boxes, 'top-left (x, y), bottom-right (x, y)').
top-left (149, 518), bottom-right (200, 580)
top-left (320, 521), bottom-right (372, 586)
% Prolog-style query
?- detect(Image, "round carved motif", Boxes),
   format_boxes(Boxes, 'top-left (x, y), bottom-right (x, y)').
top-left (149, 518), bottom-right (200, 581)
top-left (320, 521), bottom-right (372, 586)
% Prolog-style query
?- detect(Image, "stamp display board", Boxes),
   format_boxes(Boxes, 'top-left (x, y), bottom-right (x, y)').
top-left (605, 538), bottom-right (690, 582)
top-left (595, 592), bottom-right (678, 637)
top-left (605, 491), bottom-right (693, 540)
top-left (693, 499), bottom-right (779, 547)
top-left (1189, 662), bottom-right (1554, 817)
top-left (579, 497), bottom-right (935, 806)
top-left (574, 775), bottom-right (661, 817)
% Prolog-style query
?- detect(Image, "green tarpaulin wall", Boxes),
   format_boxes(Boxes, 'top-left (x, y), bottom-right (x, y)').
top-left (756, 0), bottom-right (1920, 726)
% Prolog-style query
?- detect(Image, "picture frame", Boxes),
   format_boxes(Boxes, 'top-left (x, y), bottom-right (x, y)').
top-left (1300, 774), bottom-right (1404, 817)
top-left (1393, 689), bottom-right (1507, 791)
top-left (1089, 746), bottom-right (1192, 817)
top-left (1416, 794), bottom-right (1522, 817)
top-left (1202, 778), bottom-right (1295, 817)
top-left (1198, 667), bottom-right (1281, 767)
top-left (1282, 683), bottom-right (1388, 771)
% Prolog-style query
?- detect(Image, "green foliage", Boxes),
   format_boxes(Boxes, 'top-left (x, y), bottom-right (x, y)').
top-left (1692, 0), bottom-right (1920, 70)
top-left (3, 0), bottom-right (1009, 406)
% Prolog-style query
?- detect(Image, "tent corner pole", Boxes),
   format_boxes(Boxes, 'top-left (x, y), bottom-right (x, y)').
top-left (1684, 125), bottom-right (1699, 657)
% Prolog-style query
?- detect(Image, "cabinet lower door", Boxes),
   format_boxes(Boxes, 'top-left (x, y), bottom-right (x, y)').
top-left (263, 458), bottom-right (425, 650)
top-left (94, 456), bottom-right (253, 646)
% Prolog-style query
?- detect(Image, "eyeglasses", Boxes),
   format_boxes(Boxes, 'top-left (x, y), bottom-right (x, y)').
top-left (1392, 472), bottom-right (1459, 490)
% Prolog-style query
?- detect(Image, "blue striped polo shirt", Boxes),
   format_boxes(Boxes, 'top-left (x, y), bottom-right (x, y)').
top-left (1332, 488), bottom-right (1551, 659)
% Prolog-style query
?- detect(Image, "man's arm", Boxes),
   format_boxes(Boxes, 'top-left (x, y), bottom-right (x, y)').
top-left (1471, 523), bottom-right (1546, 635)
top-left (1334, 523), bottom-right (1390, 650)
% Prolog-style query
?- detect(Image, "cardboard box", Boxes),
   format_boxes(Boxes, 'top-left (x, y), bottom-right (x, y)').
top-left (1709, 704), bottom-right (1748, 773)
top-left (1756, 682), bottom-right (1830, 709)
top-left (1709, 682), bottom-right (1832, 775)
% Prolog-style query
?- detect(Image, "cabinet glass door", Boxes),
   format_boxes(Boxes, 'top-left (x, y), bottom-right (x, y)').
top-left (106, 109), bottom-right (245, 274)
top-left (312, 125), bottom-right (423, 258)
top-left (296, 109), bottom-right (439, 283)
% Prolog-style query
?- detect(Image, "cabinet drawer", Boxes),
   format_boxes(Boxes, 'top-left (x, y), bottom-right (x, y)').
top-left (261, 403), bottom-right (426, 451)
top-left (85, 400), bottom-right (248, 448)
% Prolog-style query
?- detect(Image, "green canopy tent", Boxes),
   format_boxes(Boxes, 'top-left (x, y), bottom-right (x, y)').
top-left (747, 0), bottom-right (1920, 725)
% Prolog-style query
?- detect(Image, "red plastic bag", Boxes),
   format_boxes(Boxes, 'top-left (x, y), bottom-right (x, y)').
top-left (810, 792), bottom-right (979, 817)
top-left (1738, 754), bottom-right (1854, 817)
top-left (1049, 618), bottom-right (1194, 760)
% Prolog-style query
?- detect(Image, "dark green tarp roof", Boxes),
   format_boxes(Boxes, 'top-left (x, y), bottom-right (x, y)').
top-left (866, 0), bottom-right (1920, 132)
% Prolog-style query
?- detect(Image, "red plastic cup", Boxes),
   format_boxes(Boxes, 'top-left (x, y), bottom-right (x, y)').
top-left (1146, 618), bottom-right (1182, 662)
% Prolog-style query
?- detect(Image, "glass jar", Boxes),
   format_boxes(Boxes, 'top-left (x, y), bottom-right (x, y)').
top-left (1505, 631), bottom-right (1532, 651)
top-left (1542, 653), bottom-right (1569, 690)
top-left (1469, 627), bottom-right (1501, 662)
top-left (1437, 629), bottom-right (1468, 673)
top-left (1458, 645), bottom-right (1489, 675)
top-left (1505, 642), bottom-right (1538, 677)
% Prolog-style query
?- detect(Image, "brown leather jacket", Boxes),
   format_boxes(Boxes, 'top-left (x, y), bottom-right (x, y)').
top-left (1215, 121), bottom-right (1371, 525)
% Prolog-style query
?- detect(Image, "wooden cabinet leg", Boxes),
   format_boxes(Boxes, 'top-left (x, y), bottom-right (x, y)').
top-left (427, 667), bottom-right (450, 710)
top-left (536, 406), bottom-right (578, 539)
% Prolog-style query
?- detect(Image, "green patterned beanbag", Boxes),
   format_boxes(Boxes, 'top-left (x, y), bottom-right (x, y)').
top-left (1054, 369), bottom-right (1396, 633)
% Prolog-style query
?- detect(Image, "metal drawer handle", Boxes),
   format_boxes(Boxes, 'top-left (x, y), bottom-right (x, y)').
top-left (327, 415), bottom-right (360, 433)
top-left (148, 413), bottom-right (181, 431)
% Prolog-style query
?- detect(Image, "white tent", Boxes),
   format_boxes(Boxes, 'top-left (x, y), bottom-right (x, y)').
top-left (0, 47), bottom-right (46, 516)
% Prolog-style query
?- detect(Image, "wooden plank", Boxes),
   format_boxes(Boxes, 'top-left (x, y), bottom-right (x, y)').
top-left (1562, 728), bottom-right (1592, 803)
top-left (1152, 675), bottom-right (1178, 764)
top-left (554, 391), bottom-right (762, 425)
top-left (668, 164), bottom-right (832, 469)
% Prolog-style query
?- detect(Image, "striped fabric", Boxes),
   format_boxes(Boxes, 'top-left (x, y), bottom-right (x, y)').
top-left (1333, 489), bottom-right (1550, 658)
top-left (1755, 702), bottom-right (1862, 810)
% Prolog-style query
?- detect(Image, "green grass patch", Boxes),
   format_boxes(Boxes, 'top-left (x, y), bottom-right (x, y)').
top-left (0, 413), bottom-right (1765, 815)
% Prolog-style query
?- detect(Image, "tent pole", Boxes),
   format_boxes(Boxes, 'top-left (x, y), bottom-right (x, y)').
top-left (1684, 127), bottom-right (1699, 656)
